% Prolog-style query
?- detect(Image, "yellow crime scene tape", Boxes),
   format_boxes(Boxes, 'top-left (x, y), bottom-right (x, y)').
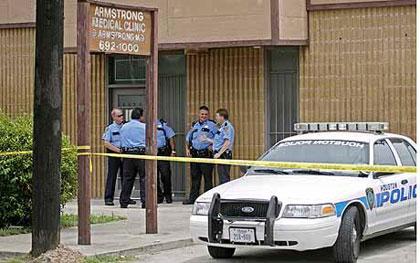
top-left (0, 145), bottom-right (416, 174)
top-left (86, 152), bottom-right (417, 174)
top-left (0, 145), bottom-right (91, 157)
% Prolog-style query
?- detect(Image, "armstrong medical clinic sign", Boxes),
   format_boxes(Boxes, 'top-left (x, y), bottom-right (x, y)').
top-left (89, 3), bottom-right (152, 55)
top-left (77, 0), bottom-right (158, 245)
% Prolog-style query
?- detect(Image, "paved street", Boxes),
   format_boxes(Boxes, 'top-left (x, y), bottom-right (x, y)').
top-left (132, 227), bottom-right (416, 263)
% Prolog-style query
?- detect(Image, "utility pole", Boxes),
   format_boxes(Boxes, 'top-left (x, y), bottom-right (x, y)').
top-left (32, 0), bottom-right (64, 257)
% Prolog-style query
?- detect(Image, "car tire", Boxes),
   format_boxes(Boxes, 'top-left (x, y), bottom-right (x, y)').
top-left (333, 206), bottom-right (361, 263)
top-left (207, 246), bottom-right (235, 258)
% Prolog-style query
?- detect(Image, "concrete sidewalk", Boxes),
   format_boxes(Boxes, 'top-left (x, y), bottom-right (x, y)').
top-left (0, 200), bottom-right (194, 257)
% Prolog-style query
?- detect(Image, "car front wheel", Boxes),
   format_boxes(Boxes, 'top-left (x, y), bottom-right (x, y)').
top-left (333, 206), bottom-right (361, 263)
top-left (207, 246), bottom-right (235, 259)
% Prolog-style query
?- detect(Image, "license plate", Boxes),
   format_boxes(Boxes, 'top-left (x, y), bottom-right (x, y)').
top-left (229, 228), bottom-right (256, 243)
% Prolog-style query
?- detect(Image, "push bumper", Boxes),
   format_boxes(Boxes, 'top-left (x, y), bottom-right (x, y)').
top-left (190, 194), bottom-right (341, 251)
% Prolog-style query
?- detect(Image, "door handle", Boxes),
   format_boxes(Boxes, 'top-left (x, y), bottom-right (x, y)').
top-left (401, 179), bottom-right (408, 185)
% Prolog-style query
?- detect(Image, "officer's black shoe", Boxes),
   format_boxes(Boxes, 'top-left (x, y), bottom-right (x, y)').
top-left (105, 200), bottom-right (114, 206)
top-left (157, 198), bottom-right (164, 204)
top-left (128, 199), bottom-right (136, 205)
top-left (165, 196), bottom-right (173, 204)
top-left (182, 199), bottom-right (194, 205)
top-left (141, 202), bottom-right (146, 209)
top-left (120, 204), bottom-right (128, 208)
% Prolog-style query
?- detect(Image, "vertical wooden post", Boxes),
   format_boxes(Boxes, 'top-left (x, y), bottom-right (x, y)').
top-left (32, 0), bottom-right (64, 257)
top-left (145, 10), bottom-right (158, 234)
top-left (77, 0), bottom-right (91, 245)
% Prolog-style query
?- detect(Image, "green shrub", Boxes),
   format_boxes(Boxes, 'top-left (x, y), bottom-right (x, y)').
top-left (0, 113), bottom-right (77, 228)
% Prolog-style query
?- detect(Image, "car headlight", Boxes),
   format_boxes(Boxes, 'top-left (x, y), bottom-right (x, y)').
top-left (192, 202), bottom-right (211, 216)
top-left (282, 203), bottom-right (336, 218)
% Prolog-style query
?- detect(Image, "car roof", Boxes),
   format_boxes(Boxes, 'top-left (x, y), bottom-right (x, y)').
top-left (281, 131), bottom-right (411, 144)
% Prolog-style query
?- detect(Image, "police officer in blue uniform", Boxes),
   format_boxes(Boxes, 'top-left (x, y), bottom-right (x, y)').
top-left (183, 106), bottom-right (218, 205)
top-left (156, 119), bottom-right (177, 203)
top-left (102, 108), bottom-right (125, 206)
top-left (119, 108), bottom-right (147, 208)
top-left (212, 108), bottom-right (235, 184)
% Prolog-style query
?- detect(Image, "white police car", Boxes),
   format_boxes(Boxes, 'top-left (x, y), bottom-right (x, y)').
top-left (190, 122), bottom-right (416, 263)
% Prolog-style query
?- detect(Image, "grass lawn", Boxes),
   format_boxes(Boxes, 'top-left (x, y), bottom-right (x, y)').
top-left (2, 255), bottom-right (32, 263)
top-left (60, 213), bottom-right (127, 228)
top-left (0, 227), bottom-right (31, 237)
top-left (0, 213), bottom-right (126, 237)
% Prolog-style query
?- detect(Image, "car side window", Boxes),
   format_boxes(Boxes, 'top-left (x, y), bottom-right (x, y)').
top-left (373, 140), bottom-right (397, 166)
top-left (390, 139), bottom-right (416, 166)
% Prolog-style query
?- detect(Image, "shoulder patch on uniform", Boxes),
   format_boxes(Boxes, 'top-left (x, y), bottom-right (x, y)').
top-left (192, 120), bottom-right (198, 127)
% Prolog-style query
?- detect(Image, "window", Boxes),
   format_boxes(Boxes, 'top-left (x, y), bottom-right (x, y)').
top-left (108, 55), bottom-right (146, 85)
top-left (390, 139), bottom-right (416, 166)
top-left (266, 48), bottom-right (298, 147)
top-left (373, 140), bottom-right (397, 166)
top-left (259, 140), bottom-right (369, 165)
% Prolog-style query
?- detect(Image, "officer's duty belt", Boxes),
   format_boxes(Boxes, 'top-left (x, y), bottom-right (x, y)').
top-left (191, 148), bottom-right (212, 158)
top-left (157, 146), bottom-right (169, 156)
top-left (122, 147), bottom-right (146, 154)
top-left (214, 150), bottom-right (232, 159)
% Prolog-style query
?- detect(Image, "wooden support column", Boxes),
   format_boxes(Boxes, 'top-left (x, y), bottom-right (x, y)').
top-left (145, 10), bottom-right (158, 234)
top-left (76, 0), bottom-right (91, 245)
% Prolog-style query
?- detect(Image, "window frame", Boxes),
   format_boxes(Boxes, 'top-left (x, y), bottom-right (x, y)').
top-left (108, 55), bottom-right (147, 87)
top-left (406, 143), bottom-right (417, 165)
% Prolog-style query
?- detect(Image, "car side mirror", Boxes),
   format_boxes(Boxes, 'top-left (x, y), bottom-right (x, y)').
top-left (239, 166), bottom-right (251, 174)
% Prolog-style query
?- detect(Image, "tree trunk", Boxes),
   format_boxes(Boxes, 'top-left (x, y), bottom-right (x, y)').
top-left (32, 0), bottom-right (64, 257)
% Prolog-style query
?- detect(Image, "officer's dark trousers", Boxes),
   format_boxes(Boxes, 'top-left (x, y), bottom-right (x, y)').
top-left (217, 150), bottom-right (232, 184)
top-left (217, 164), bottom-right (230, 184)
top-left (189, 161), bottom-right (214, 202)
top-left (104, 156), bottom-right (123, 202)
top-left (217, 164), bottom-right (231, 185)
top-left (157, 160), bottom-right (172, 199)
top-left (120, 158), bottom-right (145, 205)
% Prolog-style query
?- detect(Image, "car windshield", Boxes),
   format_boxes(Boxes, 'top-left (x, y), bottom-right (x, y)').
top-left (247, 140), bottom-right (369, 177)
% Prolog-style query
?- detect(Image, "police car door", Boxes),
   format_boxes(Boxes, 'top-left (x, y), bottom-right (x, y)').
top-left (388, 138), bottom-right (417, 224)
top-left (372, 139), bottom-right (411, 232)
